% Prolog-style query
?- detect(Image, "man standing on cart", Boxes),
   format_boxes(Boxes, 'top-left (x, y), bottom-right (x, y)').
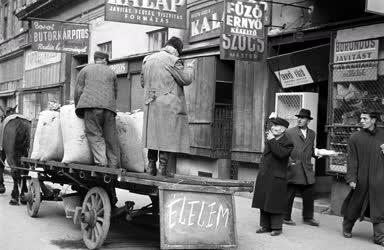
top-left (74, 51), bottom-right (120, 170)
top-left (141, 37), bottom-right (195, 177)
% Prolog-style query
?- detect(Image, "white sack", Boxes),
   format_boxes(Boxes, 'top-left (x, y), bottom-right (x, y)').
top-left (39, 111), bottom-right (64, 161)
top-left (60, 105), bottom-right (93, 164)
top-left (116, 111), bottom-right (147, 172)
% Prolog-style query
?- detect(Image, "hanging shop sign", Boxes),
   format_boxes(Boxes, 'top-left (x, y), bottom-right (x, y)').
top-left (30, 20), bottom-right (89, 54)
top-left (25, 51), bottom-right (62, 71)
top-left (274, 65), bottom-right (314, 88)
top-left (109, 61), bottom-right (129, 75)
top-left (220, 32), bottom-right (266, 61)
top-left (223, 0), bottom-right (267, 38)
top-left (366, 0), bottom-right (384, 16)
top-left (189, 2), bottom-right (224, 43)
top-left (105, 0), bottom-right (187, 29)
top-left (333, 39), bottom-right (379, 82)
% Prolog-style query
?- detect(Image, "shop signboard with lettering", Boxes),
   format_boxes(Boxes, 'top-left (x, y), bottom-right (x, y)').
top-left (189, 2), bottom-right (224, 43)
top-left (220, 32), bottom-right (266, 61)
top-left (223, 0), bottom-right (267, 38)
top-left (333, 39), bottom-right (379, 82)
top-left (105, 0), bottom-right (187, 29)
top-left (109, 61), bottom-right (128, 75)
top-left (25, 51), bottom-right (62, 71)
top-left (274, 65), bottom-right (314, 88)
top-left (159, 185), bottom-right (236, 249)
top-left (30, 20), bottom-right (89, 54)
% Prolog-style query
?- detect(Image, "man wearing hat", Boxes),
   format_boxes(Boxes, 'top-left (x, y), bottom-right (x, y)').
top-left (283, 108), bottom-right (320, 227)
top-left (74, 51), bottom-right (120, 171)
top-left (341, 110), bottom-right (384, 247)
top-left (141, 36), bottom-right (195, 177)
top-left (252, 117), bottom-right (293, 236)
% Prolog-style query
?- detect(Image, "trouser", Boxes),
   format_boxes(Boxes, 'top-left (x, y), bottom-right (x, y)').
top-left (343, 217), bottom-right (384, 244)
top-left (84, 109), bottom-right (120, 168)
top-left (0, 164), bottom-right (4, 187)
top-left (284, 184), bottom-right (314, 220)
top-left (148, 149), bottom-right (170, 168)
top-left (260, 209), bottom-right (283, 230)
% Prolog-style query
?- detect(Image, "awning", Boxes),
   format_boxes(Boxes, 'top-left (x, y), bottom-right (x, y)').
top-left (267, 44), bottom-right (330, 86)
top-left (0, 90), bottom-right (16, 98)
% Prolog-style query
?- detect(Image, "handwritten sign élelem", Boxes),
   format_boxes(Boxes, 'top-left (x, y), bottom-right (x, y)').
top-left (160, 188), bottom-right (236, 249)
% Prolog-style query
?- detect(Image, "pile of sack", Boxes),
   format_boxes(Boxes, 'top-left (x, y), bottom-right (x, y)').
top-left (30, 104), bottom-right (146, 172)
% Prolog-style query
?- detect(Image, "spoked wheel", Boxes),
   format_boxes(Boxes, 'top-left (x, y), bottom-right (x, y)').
top-left (26, 178), bottom-right (41, 217)
top-left (80, 187), bottom-right (111, 250)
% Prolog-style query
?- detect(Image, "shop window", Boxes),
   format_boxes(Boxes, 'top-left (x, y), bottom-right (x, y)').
top-left (98, 41), bottom-right (112, 59)
top-left (22, 90), bottom-right (61, 119)
top-left (3, 3), bottom-right (8, 40)
top-left (147, 28), bottom-right (168, 52)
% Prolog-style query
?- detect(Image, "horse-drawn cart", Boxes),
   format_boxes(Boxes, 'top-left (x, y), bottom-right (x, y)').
top-left (19, 157), bottom-right (253, 250)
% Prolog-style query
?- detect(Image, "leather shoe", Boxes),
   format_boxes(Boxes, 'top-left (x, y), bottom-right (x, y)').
top-left (283, 219), bottom-right (296, 226)
top-left (256, 227), bottom-right (271, 234)
top-left (303, 218), bottom-right (320, 226)
top-left (343, 230), bottom-right (352, 238)
top-left (270, 230), bottom-right (282, 236)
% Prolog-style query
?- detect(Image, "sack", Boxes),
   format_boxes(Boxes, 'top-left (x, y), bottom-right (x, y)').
top-left (116, 111), bottom-right (147, 172)
top-left (60, 105), bottom-right (93, 164)
top-left (30, 111), bottom-right (64, 161)
top-left (39, 111), bottom-right (64, 161)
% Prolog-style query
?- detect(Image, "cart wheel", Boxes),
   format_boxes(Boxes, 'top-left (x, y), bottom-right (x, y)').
top-left (80, 187), bottom-right (111, 250)
top-left (26, 178), bottom-right (41, 217)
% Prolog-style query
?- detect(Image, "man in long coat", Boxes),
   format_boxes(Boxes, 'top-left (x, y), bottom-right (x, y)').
top-left (252, 117), bottom-right (293, 236)
top-left (342, 110), bottom-right (384, 247)
top-left (284, 109), bottom-right (320, 226)
top-left (141, 37), bottom-right (195, 177)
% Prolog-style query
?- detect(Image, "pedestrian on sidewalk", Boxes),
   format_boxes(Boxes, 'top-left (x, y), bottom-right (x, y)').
top-left (283, 109), bottom-right (320, 227)
top-left (341, 110), bottom-right (384, 247)
top-left (252, 117), bottom-right (293, 236)
top-left (140, 36), bottom-right (195, 177)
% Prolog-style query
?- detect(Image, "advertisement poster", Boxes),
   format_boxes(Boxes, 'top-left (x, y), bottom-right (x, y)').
top-left (30, 20), bottom-right (89, 54)
top-left (274, 65), bottom-right (314, 88)
top-left (223, 0), bottom-right (267, 38)
top-left (333, 39), bottom-right (379, 82)
top-left (189, 2), bottom-right (224, 43)
top-left (105, 0), bottom-right (187, 29)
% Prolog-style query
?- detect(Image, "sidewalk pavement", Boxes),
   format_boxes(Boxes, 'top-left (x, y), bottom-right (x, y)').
top-left (235, 195), bottom-right (382, 250)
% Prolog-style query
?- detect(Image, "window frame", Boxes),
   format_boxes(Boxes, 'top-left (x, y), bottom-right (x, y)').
top-left (147, 27), bottom-right (168, 52)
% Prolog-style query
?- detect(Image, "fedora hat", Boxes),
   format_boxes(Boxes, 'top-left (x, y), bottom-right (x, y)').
top-left (269, 117), bottom-right (290, 128)
top-left (295, 108), bottom-right (313, 120)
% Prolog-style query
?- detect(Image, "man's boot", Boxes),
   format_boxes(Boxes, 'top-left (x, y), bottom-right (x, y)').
top-left (146, 161), bottom-right (157, 176)
top-left (158, 152), bottom-right (173, 177)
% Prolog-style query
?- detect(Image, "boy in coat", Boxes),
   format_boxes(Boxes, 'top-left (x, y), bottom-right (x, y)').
top-left (252, 117), bottom-right (293, 236)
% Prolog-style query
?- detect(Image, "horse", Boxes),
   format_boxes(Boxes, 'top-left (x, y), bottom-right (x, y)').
top-left (0, 106), bottom-right (31, 205)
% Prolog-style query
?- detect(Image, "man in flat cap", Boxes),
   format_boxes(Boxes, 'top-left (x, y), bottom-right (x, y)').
top-left (140, 36), bottom-right (195, 177)
top-left (252, 117), bottom-right (293, 236)
top-left (341, 110), bottom-right (384, 247)
top-left (284, 108), bottom-right (320, 227)
top-left (74, 51), bottom-right (120, 172)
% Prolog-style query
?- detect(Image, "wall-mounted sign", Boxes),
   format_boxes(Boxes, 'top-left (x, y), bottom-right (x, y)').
top-left (220, 33), bottom-right (265, 61)
top-left (333, 39), bottom-right (379, 82)
top-left (366, 0), bottom-right (384, 16)
top-left (223, 0), bottom-right (267, 38)
top-left (30, 20), bottom-right (89, 54)
top-left (189, 2), bottom-right (224, 43)
top-left (0, 32), bottom-right (28, 57)
top-left (105, 0), bottom-right (187, 29)
top-left (109, 61), bottom-right (128, 75)
top-left (25, 51), bottom-right (62, 71)
top-left (274, 65), bottom-right (314, 88)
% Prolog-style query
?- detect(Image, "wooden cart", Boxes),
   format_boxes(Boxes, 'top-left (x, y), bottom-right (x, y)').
top-left (19, 157), bottom-right (253, 250)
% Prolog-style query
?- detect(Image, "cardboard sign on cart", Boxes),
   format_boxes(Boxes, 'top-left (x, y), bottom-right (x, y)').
top-left (159, 184), bottom-right (237, 249)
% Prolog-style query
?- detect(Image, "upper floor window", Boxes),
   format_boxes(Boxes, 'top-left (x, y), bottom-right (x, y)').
top-left (147, 28), bottom-right (168, 52)
top-left (11, 0), bottom-right (17, 35)
top-left (98, 41), bottom-right (112, 59)
top-left (3, 3), bottom-right (8, 40)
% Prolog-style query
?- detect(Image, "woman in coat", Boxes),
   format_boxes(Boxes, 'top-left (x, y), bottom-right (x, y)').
top-left (252, 117), bottom-right (293, 236)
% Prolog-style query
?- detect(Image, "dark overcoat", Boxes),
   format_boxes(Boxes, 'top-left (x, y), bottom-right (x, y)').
top-left (341, 127), bottom-right (384, 223)
top-left (140, 46), bottom-right (194, 154)
top-left (252, 134), bottom-right (293, 214)
top-left (285, 126), bottom-right (316, 185)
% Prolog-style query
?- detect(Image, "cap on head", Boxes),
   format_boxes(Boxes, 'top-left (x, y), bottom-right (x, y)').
top-left (94, 51), bottom-right (109, 62)
top-left (295, 108), bottom-right (313, 120)
top-left (165, 36), bottom-right (183, 55)
top-left (269, 117), bottom-right (290, 128)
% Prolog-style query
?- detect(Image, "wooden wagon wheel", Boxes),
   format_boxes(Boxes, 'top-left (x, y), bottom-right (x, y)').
top-left (26, 178), bottom-right (41, 217)
top-left (80, 187), bottom-right (111, 250)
